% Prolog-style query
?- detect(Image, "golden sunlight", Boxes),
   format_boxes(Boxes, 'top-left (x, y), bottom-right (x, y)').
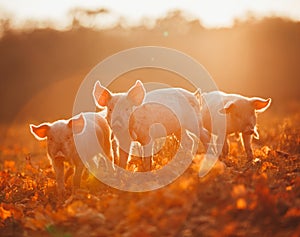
top-left (0, 0), bottom-right (300, 29)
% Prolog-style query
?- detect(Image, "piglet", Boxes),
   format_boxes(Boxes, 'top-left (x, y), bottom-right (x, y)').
top-left (128, 102), bottom-right (182, 170)
top-left (201, 91), bottom-right (271, 160)
top-left (93, 80), bottom-right (211, 171)
top-left (29, 112), bottom-right (114, 199)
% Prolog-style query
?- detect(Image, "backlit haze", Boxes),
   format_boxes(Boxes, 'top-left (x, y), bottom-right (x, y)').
top-left (0, 0), bottom-right (300, 124)
top-left (0, 0), bottom-right (300, 29)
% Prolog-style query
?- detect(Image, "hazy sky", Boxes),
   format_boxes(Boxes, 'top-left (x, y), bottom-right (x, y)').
top-left (0, 0), bottom-right (299, 29)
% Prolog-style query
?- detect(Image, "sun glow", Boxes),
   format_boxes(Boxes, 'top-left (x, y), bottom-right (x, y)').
top-left (0, 0), bottom-right (299, 30)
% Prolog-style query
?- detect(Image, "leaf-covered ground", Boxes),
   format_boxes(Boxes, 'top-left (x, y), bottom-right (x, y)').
top-left (0, 112), bottom-right (299, 237)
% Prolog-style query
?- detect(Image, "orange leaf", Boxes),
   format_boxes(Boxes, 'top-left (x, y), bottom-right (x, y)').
top-left (4, 160), bottom-right (16, 172)
top-left (231, 184), bottom-right (246, 198)
top-left (0, 205), bottom-right (12, 220)
top-left (285, 208), bottom-right (300, 218)
top-left (236, 198), bottom-right (247, 210)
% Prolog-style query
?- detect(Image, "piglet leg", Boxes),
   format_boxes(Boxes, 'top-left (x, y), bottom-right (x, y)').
top-left (53, 158), bottom-right (65, 199)
top-left (72, 162), bottom-right (84, 192)
top-left (242, 133), bottom-right (254, 160)
top-left (119, 148), bottom-right (129, 169)
top-left (199, 127), bottom-right (211, 152)
top-left (141, 143), bottom-right (153, 171)
top-left (215, 135), bottom-right (229, 157)
top-left (222, 137), bottom-right (229, 157)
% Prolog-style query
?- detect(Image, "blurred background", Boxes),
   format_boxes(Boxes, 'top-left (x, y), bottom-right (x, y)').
top-left (0, 0), bottom-right (299, 126)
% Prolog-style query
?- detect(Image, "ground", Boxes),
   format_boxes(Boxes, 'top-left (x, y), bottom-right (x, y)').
top-left (0, 112), bottom-right (299, 237)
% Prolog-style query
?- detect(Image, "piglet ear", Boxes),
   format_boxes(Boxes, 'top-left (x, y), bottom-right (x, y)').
top-left (93, 81), bottom-right (112, 108)
top-left (127, 80), bottom-right (146, 106)
top-left (30, 123), bottom-right (50, 140)
top-left (250, 97), bottom-right (272, 112)
top-left (219, 101), bottom-right (235, 114)
top-left (68, 113), bottom-right (85, 134)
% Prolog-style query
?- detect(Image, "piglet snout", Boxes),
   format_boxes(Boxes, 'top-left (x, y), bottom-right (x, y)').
top-left (54, 150), bottom-right (66, 159)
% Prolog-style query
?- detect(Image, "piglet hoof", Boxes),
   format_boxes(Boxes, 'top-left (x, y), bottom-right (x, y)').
top-left (56, 188), bottom-right (66, 203)
top-left (141, 157), bottom-right (152, 172)
top-left (218, 153), bottom-right (228, 162)
top-left (199, 154), bottom-right (219, 177)
top-left (64, 195), bottom-right (74, 206)
top-left (242, 160), bottom-right (253, 172)
top-left (246, 153), bottom-right (254, 161)
top-left (222, 150), bottom-right (229, 157)
top-left (71, 185), bottom-right (80, 196)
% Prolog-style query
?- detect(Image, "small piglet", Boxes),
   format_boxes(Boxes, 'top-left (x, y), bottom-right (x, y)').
top-left (30, 112), bottom-right (114, 198)
top-left (93, 80), bottom-right (210, 170)
top-left (201, 91), bottom-right (271, 159)
top-left (128, 102), bottom-right (182, 170)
